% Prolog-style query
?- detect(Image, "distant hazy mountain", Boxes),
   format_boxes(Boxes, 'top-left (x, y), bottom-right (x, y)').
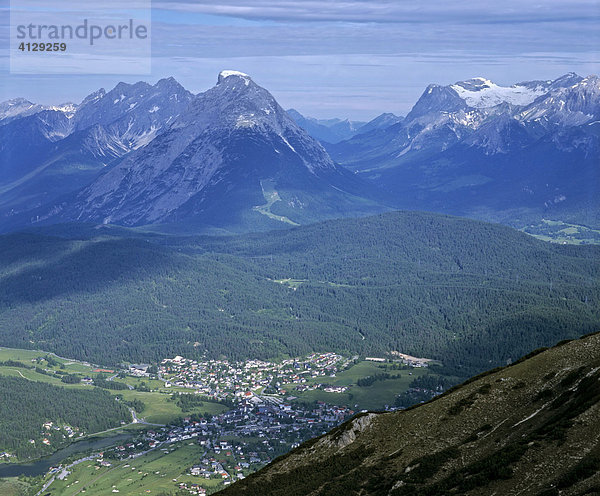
top-left (0, 98), bottom-right (55, 124)
top-left (222, 331), bottom-right (600, 496)
top-left (287, 109), bottom-right (403, 144)
top-left (286, 109), bottom-right (367, 143)
top-left (38, 71), bottom-right (386, 231)
top-left (356, 112), bottom-right (403, 135)
top-left (327, 73), bottom-right (599, 227)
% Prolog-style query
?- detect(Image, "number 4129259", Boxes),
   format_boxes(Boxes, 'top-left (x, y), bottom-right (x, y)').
top-left (18, 42), bottom-right (67, 52)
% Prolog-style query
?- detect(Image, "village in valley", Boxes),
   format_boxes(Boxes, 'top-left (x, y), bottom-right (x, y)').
top-left (91, 394), bottom-right (355, 495)
top-left (158, 352), bottom-right (356, 399)
top-left (87, 351), bottom-right (432, 494)
top-left (0, 346), bottom-right (437, 495)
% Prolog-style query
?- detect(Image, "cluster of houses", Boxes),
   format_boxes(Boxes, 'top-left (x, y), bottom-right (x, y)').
top-left (159, 352), bottom-right (351, 402)
top-left (28, 421), bottom-right (82, 447)
top-left (95, 394), bottom-right (354, 493)
top-left (43, 421), bottom-right (77, 439)
top-left (178, 482), bottom-right (207, 495)
top-left (128, 364), bottom-right (151, 377)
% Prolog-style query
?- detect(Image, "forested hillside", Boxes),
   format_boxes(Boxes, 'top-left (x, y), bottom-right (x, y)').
top-left (0, 376), bottom-right (130, 459)
top-left (0, 211), bottom-right (598, 376)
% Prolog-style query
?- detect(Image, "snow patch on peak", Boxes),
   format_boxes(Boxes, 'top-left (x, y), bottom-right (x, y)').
top-left (218, 70), bottom-right (251, 86)
top-left (579, 75), bottom-right (600, 87)
top-left (451, 79), bottom-right (547, 108)
top-left (49, 102), bottom-right (78, 118)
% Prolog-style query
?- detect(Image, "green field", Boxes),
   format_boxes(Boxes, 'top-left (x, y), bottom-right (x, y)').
top-left (0, 478), bottom-right (31, 496)
top-left (0, 365), bottom-right (227, 426)
top-left (522, 219), bottom-right (600, 244)
top-left (0, 347), bottom-right (94, 373)
top-left (114, 376), bottom-right (165, 390)
top-left (0, 346), bottom-right (228, 452)
top-left (48, 442), bottom-right (225, 496)
top-left (292, 360), bottom-right (433, 410)
top-left (116, 389), bottom-right (227, 424)
top-left (0, 346), bottom-right (95, 391)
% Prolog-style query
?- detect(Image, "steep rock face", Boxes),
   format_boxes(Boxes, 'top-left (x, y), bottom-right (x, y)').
top-left (405, 84), bottom-right (468, 121)
top-left (55, 71), bottom-right (384, 229)
top-left (0, 78), bottom-right (194, 228)
top-left (71, 77), bottom-right (194, 155)
top-left (222, 332), bottom-right (600, 496)
top-left (519, 75), bottom-right (600, 127)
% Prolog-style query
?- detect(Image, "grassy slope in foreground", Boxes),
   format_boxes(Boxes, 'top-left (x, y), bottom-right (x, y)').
top-left (221, 332), bottom-right (600, 496)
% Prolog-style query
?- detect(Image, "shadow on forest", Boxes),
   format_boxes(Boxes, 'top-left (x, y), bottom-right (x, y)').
top-left (0, 234), bottom-right (179, 304)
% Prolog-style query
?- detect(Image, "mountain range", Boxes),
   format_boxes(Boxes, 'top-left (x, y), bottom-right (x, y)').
top-left (0, 71), bottom-right (597, 233)
top-left (0, 77), bottom-right (194, 229)
top-left (222, 331), bottom-right (600, 496)
top-left (326, 73), bottom-right (600, 227)
top-left (0, 71), bottom-right (387, 233)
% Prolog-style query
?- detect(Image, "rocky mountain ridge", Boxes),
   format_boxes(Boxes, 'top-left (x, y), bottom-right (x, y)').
top-left (222, 331), bottom-right (600, 496)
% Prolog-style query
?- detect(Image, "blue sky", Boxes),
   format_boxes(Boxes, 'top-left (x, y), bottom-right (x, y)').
top-left (1, 0), bottom-right (599, 119)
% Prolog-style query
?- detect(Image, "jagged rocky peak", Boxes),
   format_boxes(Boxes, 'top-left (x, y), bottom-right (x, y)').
top-left (405, 83), bottom-right (467, 121)
top-left (80, 88), bottom-right (106, 106)
top-left (155, 75), bottom-right (183, 88)
top-left (518, 74), bottom-right (600, 126)
top-left (403, 73), bottom-right (590, 118)
top-left (72, 76), bottom-right (194, 138)
top-left (1, 97), bottom-right (35, 108)
top-left (173, 70), bottom-right (296, 136)
top-left (55, 69), bottom-right (360, 228)
top-left (0, 98), bottom-right (44, 122)
top-left (547, 71), bottom-right (584, 90)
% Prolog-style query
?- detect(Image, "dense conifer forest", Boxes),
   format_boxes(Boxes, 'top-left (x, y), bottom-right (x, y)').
top-left (0, 376), bottom-right (130, 459)
top-left (0, 211), bottom-right (597, 377)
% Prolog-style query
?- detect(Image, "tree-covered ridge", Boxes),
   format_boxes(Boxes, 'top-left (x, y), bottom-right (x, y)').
top-left (0, 211), bottom-right (597, 376)
top-left (0, 376), bottom-right (130, 460)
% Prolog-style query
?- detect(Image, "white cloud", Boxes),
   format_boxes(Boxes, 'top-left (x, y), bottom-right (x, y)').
top-left (152, 0), bottom-right (600, 24)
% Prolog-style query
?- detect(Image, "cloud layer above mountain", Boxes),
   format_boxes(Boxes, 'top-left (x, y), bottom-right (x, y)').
top-left (0, 0), bottom-right (598, 119)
